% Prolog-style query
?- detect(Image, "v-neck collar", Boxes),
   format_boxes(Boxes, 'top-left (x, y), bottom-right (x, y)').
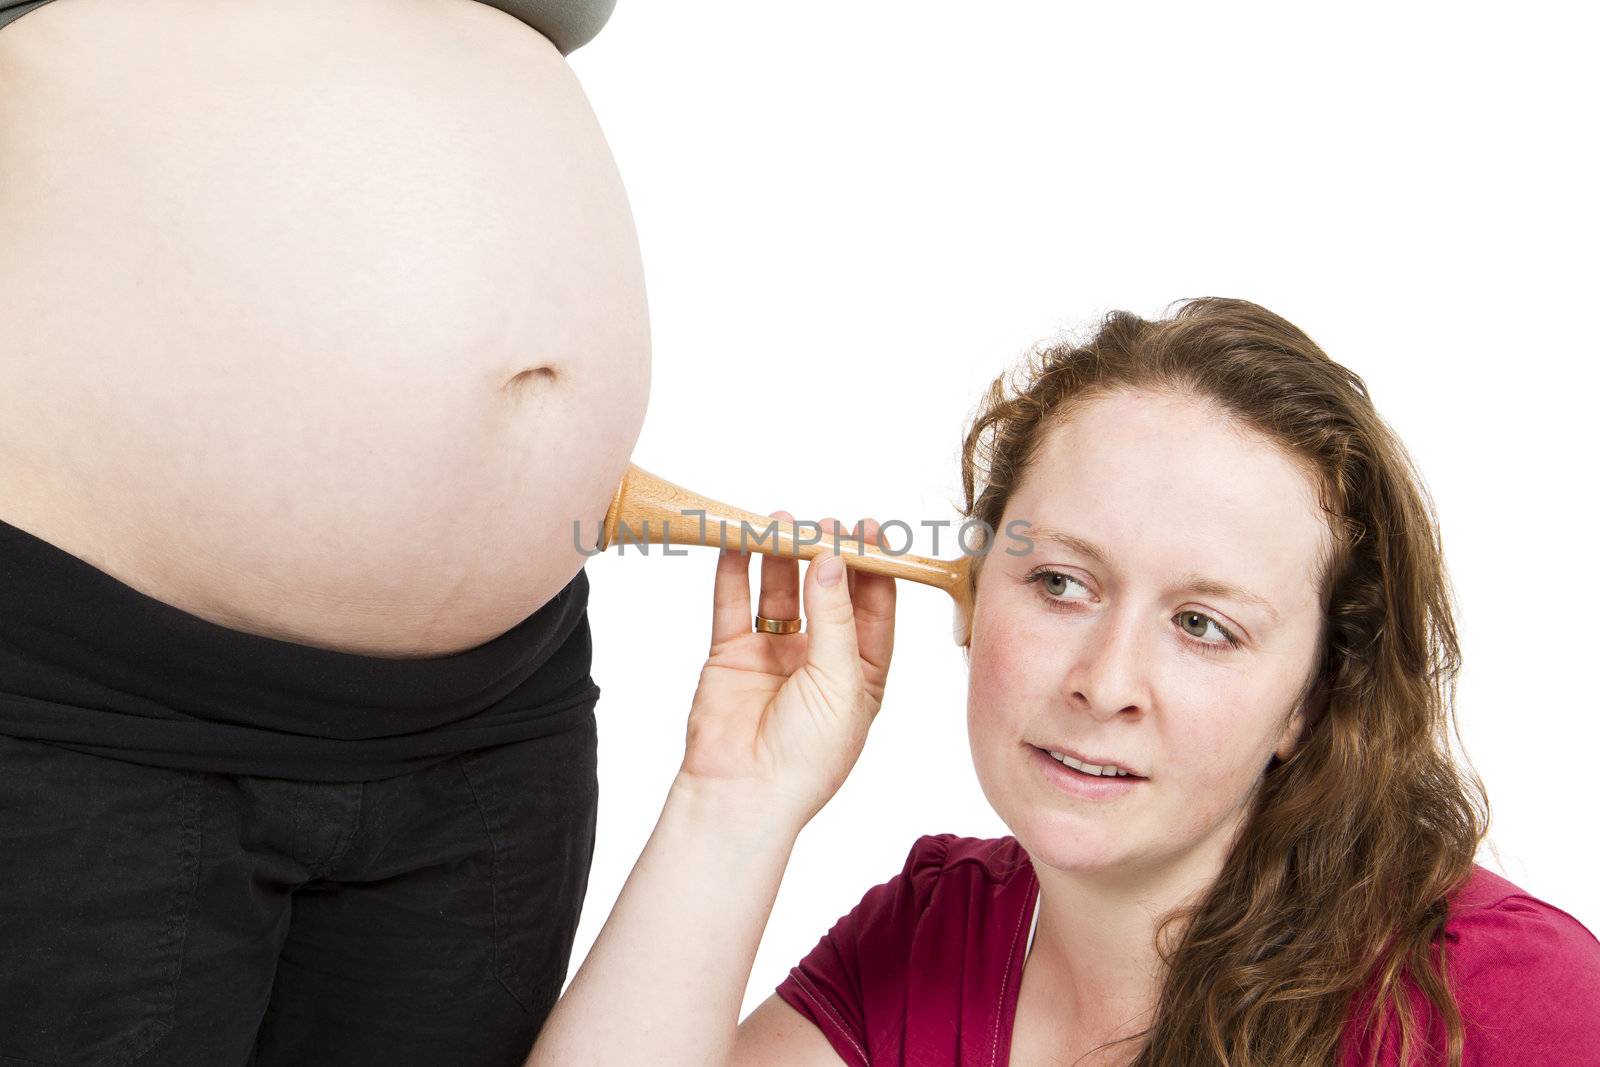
top-left (1024, 876), bottom-right (1042, 961)
top-left (992, 865), bottom-right (1044, 1065)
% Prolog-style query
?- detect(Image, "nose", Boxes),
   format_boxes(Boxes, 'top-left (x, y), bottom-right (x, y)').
top-left (1063, 604), bottom-right (1148, 721)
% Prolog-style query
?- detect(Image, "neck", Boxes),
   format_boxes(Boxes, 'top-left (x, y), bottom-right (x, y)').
top-left (1023, 811), bottom-right (1242, 1047)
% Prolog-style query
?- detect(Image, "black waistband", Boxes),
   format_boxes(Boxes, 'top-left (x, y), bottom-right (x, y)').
top-left (0, 515), bottom-right (598, 782)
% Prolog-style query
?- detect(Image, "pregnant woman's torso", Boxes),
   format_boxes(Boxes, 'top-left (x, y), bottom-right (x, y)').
top-left (0, 0), bottom-right (649, 658)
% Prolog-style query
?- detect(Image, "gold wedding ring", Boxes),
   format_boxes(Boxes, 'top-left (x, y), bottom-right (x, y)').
top-left (754, 614), bottom-right (802, 635)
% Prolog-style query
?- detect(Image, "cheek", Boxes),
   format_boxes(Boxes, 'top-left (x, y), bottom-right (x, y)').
top-left (965, 612), bottom-right (1044, 783)
top-left (966, 612), bottom-right (1042, 730)
top-left (1156, 700), bottom-right (1282, 834)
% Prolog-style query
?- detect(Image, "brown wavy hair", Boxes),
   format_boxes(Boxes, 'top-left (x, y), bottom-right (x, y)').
top-left (956, 298), bottom-right (1490, 1066)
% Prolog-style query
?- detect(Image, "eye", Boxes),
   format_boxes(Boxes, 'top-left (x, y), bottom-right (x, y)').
top-left (1176, 610), bottom-right (1241, 652)
top-left (1023, 567), bottom-right (1243, 653)
top-left (1023, 567), bottom-right (1091, 601)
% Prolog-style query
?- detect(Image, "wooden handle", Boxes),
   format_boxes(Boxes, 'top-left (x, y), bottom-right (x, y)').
top-left (598, 463), bottom-right (975, 643)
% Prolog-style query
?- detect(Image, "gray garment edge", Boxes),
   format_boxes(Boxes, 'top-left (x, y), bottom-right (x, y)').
top-left (0, 0), bottom-right (616, 55)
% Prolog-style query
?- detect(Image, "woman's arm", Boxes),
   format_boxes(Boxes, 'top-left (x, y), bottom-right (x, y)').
top-left (525, 515), bottom-right (896, 1067)
top-left (525, 774), bottom-right (805, 1067)
top-left (731, 993), bottom-right (853, 1066)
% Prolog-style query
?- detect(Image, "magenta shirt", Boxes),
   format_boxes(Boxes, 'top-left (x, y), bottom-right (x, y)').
top-left (775, 834), bottom-right (1600, 1066)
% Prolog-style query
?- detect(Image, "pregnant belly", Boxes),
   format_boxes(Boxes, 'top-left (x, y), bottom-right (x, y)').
top-left (0, 0), bottom-right (650, 658)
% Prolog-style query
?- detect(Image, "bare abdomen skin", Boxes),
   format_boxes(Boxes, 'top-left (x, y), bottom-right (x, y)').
top-left (0, 0), bottom-right (650, 658)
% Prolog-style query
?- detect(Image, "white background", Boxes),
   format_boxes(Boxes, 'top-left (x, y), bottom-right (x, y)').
top-left (566, 1), bottom-right (1598, 1015)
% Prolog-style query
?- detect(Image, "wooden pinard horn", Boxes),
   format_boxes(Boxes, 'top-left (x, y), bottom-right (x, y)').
top-left (595, 463), bottom-right (976, 645)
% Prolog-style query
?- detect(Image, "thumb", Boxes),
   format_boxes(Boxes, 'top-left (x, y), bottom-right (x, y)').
top-left (802, 551), bottom-right (863, 690)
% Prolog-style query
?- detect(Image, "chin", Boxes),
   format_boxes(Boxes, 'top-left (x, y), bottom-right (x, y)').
top-left (1007, 805), bottom-right (1131, 873)
top-left (973, 743), bottom-right (1140, 870)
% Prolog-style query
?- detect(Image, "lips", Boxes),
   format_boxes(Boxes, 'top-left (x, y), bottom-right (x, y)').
top-left (1031, 745), bottom-right (1146, 798)
top-left (1035, 744), bottom-right (1145, 779)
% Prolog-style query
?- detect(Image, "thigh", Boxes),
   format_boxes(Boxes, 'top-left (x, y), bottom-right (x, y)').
top-left (0, 734), bottom-right (277, 1067)
top-left (252, 714), bottom-right (599, 1067)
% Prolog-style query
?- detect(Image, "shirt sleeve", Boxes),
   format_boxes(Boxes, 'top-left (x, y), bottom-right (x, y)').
top-left (1451, 894), bottom-right (1600, 1065)
top-left (774, 834), bottom-right (954, 1067)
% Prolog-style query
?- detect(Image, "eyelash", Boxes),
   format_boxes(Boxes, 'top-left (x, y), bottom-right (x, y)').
top-left (1021, 567), bottom-right (1243, 653)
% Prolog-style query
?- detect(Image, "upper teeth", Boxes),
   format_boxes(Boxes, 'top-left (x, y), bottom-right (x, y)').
top-left (1048, 750), bottom-right (1131, 777)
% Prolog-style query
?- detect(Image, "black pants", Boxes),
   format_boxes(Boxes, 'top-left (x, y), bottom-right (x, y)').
top-left (0, 723), bottom-right (597, 1067)
top-left (0, 516), bottom-right (604, 1066)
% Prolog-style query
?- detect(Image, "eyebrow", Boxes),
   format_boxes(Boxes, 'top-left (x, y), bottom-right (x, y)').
top-left (1027, 525), bottom-right (1281, 625)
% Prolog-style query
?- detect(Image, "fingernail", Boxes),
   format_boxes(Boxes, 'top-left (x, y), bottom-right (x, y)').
top-left (818, 552), bottom-right (844, 587)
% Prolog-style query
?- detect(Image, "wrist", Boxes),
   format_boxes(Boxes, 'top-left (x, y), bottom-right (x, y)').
top-left (665, 772), bottom-right (809, 850)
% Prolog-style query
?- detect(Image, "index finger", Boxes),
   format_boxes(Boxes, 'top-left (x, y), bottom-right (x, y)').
top-left (847, 518), bottom-right (897, 681)
top-left (709, 545), bottom-right (753, 652)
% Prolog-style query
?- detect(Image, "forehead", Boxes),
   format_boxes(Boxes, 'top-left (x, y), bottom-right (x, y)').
top-left (1002, 390), bottom-right (1330, 605)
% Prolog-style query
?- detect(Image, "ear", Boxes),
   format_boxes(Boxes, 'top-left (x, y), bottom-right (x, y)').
top-left (954, 562), bottom-right (982, 649)
top-left (1275, 671), bottom-right (1330, 762)
top-left (1273, 703), bottom-right (1308, 762)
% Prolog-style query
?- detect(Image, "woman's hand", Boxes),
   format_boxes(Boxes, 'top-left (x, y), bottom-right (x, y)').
top-left (529, 513), bottom-right (895, 1067)
top-left (678, 513), bottom-right (897, 830)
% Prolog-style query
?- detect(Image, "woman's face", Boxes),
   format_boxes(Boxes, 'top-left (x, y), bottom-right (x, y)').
top-left (966, 387), bottom-right (1331, 881)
